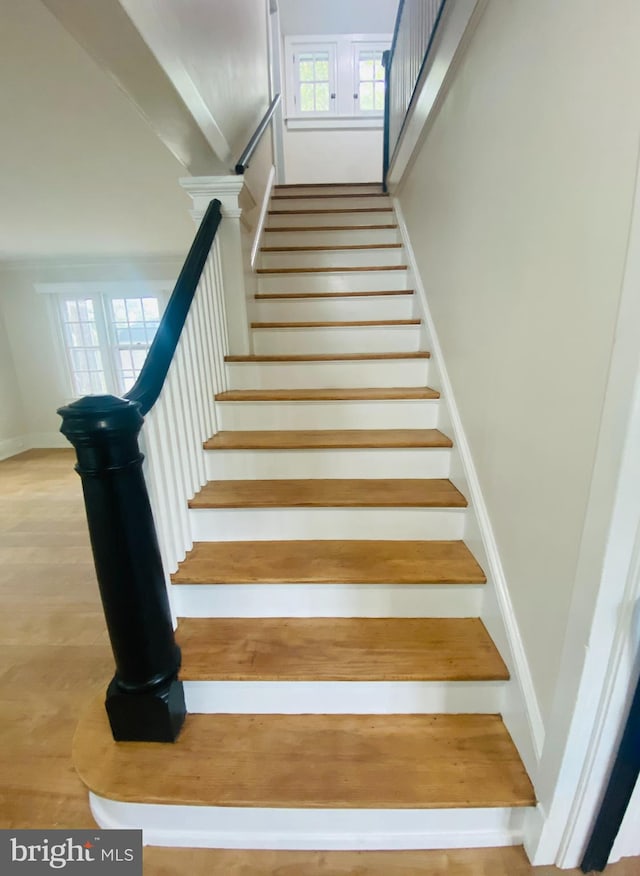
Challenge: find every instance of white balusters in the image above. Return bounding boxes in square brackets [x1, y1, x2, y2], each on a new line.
[388, 0, 442, 161]
[141, 245, 229, 576]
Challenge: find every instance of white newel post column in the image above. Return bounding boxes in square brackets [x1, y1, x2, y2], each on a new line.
[180, 176, 251, 355]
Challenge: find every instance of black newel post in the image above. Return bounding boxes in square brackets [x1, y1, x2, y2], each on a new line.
[58, 395, 186, 742]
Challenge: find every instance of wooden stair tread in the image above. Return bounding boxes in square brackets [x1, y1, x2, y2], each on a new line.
[272, 193, 389, 200]
[225, 352, 430, 362]
[261, 244, 402, 252]
[254, 290, 413, 300]
[268, 208, 394, 215]
[176, 617, 508, 682]
[265, 224, 399, 232]
[251, 320, 420, 328]
[203, 429, 452, 450]
[189, 479, 467, 509]
[275, 182, 382, 189]
[256, 265, 407, 274]
[171, 539, 486, 585]
[215, 387, 440, 401]
[74, 703, 535, 809]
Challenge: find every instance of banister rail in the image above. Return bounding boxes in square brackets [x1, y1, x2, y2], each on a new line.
[383, 0, 446, 187]
[58, 197, 228, 744]
[234, 93, 281, 174]
[126, 199, 222, 415]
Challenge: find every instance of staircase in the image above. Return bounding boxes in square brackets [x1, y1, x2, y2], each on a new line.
[73, 182, 535, 850]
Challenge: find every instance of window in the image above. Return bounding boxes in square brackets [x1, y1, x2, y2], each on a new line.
[36, 282, 170, 398]
[58, 292, 163, 396]
[294, 47, 335, 115]
[284, 34, 391, 128]
[355, 48, 386, 114]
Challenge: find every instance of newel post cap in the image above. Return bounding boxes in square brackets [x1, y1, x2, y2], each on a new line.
[57, 395, 144, 446]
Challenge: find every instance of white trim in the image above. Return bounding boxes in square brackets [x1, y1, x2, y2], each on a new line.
[387, 0, 487, 190]
[0, 254, 184, 273]
[90, 794, 530, 851]
[34, 280, 175, 296]
[393, 198, 544, 770]
[285, 117, 383, 130]
[0, 436, 28, 461]
[250, 165, 277, 270]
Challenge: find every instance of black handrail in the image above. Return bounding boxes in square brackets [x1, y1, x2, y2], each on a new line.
[126, 198, 222, 415]
[234, 94, 281, 175]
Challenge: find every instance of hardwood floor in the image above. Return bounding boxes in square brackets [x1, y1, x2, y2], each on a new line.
[1, 449, 638, 876]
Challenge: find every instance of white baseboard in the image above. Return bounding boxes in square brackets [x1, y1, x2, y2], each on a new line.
[0, 435, 28, 461]
[0, 431, 69, 460]
[393, 198, 545, 775]
[251, 165, 277, 270]
[90, 793, 531, 851]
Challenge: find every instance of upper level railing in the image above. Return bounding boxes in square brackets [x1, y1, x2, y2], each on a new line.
[234, 93, 281, 174]
[58, 198, 227, 744]
[383, 0, 446, 187]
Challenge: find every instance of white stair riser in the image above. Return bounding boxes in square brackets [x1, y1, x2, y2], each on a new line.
[260, 248, 405, 269]
[189, 507, 466, 541]
[253, 295, 415, 322]
[171, 582, 482, 619]
[251, 325, 421, 355]
[274, 185, 383, 196]
[90, 795, 531, 851]
[215, 399, 439, 430]
[270, 196, 391, 211]
[257, 269, 408, 294]
[226, 359, 430, 389]
[263, 228, 401, 247]
[204, 448, 451, 480]
[184, 681, 504, 715]
[267, 210, 395, 228]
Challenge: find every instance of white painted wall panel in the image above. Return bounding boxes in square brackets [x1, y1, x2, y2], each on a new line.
[0, 309, 26, 455]
[283, 128, 383, 184]
[397, 0, 640, 729]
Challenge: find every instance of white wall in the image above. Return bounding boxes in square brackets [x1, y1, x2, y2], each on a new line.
[121, 0, 273, 159]
[0, 308, 26, 459]
[0, 257, 183, 450]
[279, 0, 397, 35]
[283, 128, 383, 184]
[397, 0, 640, 728]
[0, 0, 195, 259]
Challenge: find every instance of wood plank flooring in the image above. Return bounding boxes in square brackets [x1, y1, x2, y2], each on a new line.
[171, 539, 486, 585]
[189, 478, 468, 509]
[1, 450, 638, 874]
[176, 617, 509, 681]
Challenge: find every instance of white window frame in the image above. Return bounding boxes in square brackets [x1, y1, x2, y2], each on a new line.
[284, 33, 391, 130]
[36, 281, 172, 399]
[290, 42, 337, 118]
